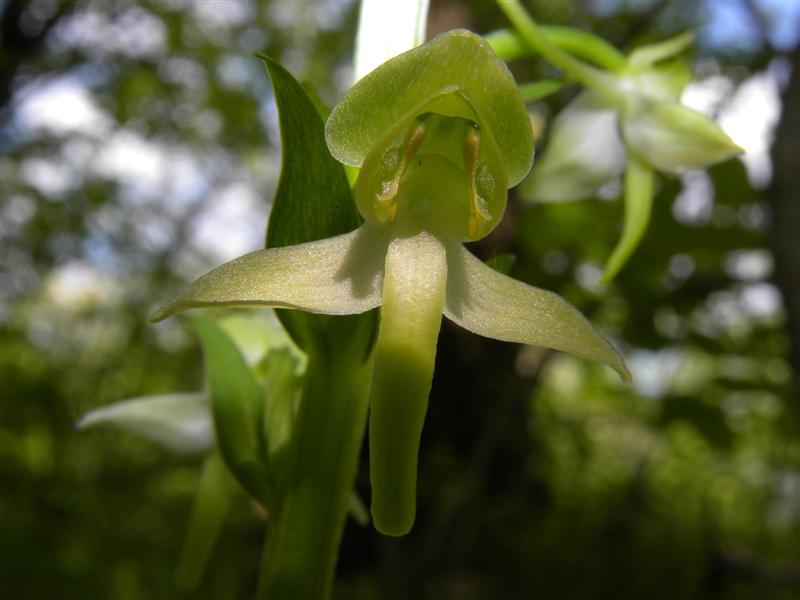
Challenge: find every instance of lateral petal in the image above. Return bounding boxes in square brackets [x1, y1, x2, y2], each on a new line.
[151, 224, 389, 322]
[621, 99, 743, 174]
[77, 392, 213, 455]
[444, 244, 630, 382]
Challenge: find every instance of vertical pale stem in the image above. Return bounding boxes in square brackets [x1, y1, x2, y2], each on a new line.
[257, 323, 373, 600]
[369, 231, 448, 536]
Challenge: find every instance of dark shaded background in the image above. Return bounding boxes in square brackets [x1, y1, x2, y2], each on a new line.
[2, 0, 800, 598]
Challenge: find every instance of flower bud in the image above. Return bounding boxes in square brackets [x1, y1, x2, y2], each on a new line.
[621, 99, 743, 174]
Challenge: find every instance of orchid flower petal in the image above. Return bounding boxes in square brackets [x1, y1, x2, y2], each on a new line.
[621, 99, 743, 174]
[521, 92, 626, 202]
[369, 231, 447, 536]
[601, 156, 654, 282]
[444, 243, 631, 382]
[77, 392, 213, 455]
[151, 224, 389, 322]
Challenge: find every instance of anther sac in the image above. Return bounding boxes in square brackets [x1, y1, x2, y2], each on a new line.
[355, 112, 507, 241]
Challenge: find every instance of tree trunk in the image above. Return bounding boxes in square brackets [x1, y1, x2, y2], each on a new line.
[769, 42, 800, 397]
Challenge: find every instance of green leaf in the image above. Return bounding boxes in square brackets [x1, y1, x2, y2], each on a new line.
[193, 317, 274, 507]
[369, 232, 447, 536]
[257, 347, 299, 493]
[601, 156, 654, 282]
[326, 29, 534, 187]
[77, 392, 212, 455]
[259, 55, 375, 351]
[444, 243, 630, 382]
[175, 453, 234, 590]
[261, 56, 359, 249]
[149, 225, 388, 323]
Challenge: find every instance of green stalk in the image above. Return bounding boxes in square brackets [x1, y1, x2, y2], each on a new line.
[496, 0, 625, 104]
[257, 323, 373, 600]
[485, 26, 627, 73]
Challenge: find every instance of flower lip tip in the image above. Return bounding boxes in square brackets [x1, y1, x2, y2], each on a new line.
[373, 515, 414, 537]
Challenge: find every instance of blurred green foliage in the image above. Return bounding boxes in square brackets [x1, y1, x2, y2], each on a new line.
[1, 0, 799, 598]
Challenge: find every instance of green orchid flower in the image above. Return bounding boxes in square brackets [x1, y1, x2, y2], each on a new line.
[152, 30, 630, 537]
[497, 1, 743, 281]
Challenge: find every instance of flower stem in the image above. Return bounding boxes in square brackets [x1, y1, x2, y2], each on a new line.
[496, 0, 624, 103]
[256, 319, 373, 600]
[485, 26, 626, 73]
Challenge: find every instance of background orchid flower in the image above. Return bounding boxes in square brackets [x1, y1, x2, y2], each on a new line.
[151, 29, 630, 537]
[497, 0, 743, 281]
[78, 312, 302, 588]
